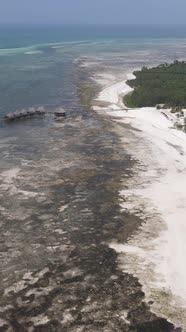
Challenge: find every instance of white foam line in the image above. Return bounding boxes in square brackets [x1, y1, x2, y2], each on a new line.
[93, 71, 186, 330]
[95, 73, 135, 105]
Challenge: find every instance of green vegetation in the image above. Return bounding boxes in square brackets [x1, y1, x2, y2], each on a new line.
[124, 61, 186, 108]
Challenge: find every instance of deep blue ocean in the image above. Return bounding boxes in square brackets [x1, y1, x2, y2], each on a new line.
[1, 24, 186, 49]
[0, 24, 186, 115]
[1, 24, 186, 169]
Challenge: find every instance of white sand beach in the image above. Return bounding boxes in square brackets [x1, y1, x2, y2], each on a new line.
[93, 73, 186, 330]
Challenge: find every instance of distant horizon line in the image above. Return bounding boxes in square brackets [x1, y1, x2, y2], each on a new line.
[0, 23, 186, 27]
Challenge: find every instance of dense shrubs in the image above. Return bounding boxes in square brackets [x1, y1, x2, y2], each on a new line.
[124, 61, 186, 108]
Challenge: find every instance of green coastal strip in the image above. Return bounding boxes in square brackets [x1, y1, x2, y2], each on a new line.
[124, 61, 186, 108]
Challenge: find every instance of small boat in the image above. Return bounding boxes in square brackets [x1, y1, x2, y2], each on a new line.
[54, 108, 66, 118]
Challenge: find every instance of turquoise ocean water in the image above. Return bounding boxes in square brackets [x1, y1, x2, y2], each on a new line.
[0, 24, 186, 115]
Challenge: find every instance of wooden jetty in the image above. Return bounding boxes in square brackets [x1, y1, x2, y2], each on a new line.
[3, 106, 66, 123]
[4, 108, 46, 122]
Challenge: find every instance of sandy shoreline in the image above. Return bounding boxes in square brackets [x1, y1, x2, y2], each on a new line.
[93, 72, 186, 330]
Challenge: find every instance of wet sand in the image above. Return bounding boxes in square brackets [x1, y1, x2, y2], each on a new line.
[92, 65, 186, 330]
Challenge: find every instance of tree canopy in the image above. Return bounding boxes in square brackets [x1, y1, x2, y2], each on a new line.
[124, 61, 186, 108]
